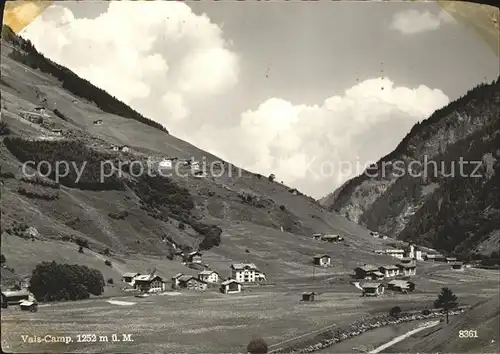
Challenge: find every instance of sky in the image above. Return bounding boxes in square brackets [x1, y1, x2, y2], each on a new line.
[18, 1, 499, 199]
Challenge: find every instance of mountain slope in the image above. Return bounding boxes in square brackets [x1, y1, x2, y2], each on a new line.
[322, 78, 500, 255]
[0, 27, 392, 287]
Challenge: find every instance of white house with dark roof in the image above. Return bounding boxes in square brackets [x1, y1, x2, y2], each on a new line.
[379, 265, 399, 278]
[397, 262, 417, 276]
[230, 263, 259, 283]
[198, 270, 219, 283]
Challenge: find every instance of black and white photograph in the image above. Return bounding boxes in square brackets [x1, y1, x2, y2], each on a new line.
[0, 1, 499, 353]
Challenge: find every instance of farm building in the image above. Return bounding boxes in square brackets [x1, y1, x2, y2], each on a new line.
[370, 231, 379, 237]
[451, 262, 464, 270]
[367, 271, 385, 281]
[313, 254, 331, 267]
[122, 272, 141, 286]
[111, 145, 119, 152]
[158, 159, 173, 169]
[1, 289, 33, 306]
[231, 263, 260, 283]
[445, 257, 458, 263]
[33, 107, 47, 115]
[120, 145, 129, 153]
[321, 234, 341, 242]
[301, 292, 317, 301]
[362, 283, 384, 297]
[19, 300, 38, 312]
[397, 263, 416, 276]
[311, 233, 322, 240]
[387, 280, 415, 293]
[93, 119, 103, 126]
[354, 264, 380, 279]
[185, 251, 203, 264]
[385, 249, 405, 259]
[220, 280, 242, 294]
[425, 254, 445, 262]
[134, 274, 166, 293]
[198, 270, 220, 283]
[374, 250, 385, 255]
[379, 265, 399, 277]
[51, 128, 63, 136]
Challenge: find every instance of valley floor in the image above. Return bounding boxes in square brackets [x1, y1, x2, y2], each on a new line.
[2, 265, 498, 354]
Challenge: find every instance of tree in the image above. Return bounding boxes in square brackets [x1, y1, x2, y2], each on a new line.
[104, 260, 112, 267]
[1, 254, 6, 264]
[247, 337, 268, 354]
[29, 261, 104, 302]
[107, 278, 114, 285]
[390, 306, 402, 318]
[268, 174, 275, 182]
[103, 248, 110, 256]
[78, 246, 84, 254]
[434, 287, 458, 324]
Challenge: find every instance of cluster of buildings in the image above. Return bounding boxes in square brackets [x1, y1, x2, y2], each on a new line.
[121, 254, 267, 295]
[19, 106, 64, 136]
[374, 244, 423, 260]
[311, 233, 344, 243]
[146, 156, 207, 177]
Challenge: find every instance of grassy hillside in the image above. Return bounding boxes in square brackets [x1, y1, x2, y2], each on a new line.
[0, 26, 392, 289]
[323, 77, 500, 256]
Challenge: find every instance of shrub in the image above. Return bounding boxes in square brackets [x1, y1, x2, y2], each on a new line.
[107, 278, 114, 285]
[0, 121, 10, 136]
[279, 205, 286, 211]
[28, 261, 104, 301]
[178, 222, 185, 230]
[103, 248, 110, 256]
[1, 254, 6, 264]
[247, 337, 268, 354]
[390, 306, 402, 317]
[104, 260, 112, 267]
[268, 174, 275, 182]
[78, 246, 84, 254]
[75, 237, 89, 249]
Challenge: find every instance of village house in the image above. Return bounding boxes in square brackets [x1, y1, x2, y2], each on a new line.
[220, 279, 242, 294]
[301, 292, 317, 302]
[231, 263, 259, 283]
[370, 231, 379, 238]
[254, 270, 267, 282]
[51, 128, 63, 136]
[93, 119, 103, 126]
[374, 250, 385, 255]
[368, 271, 385, 281]
[354, 264, 380, 279]
[400, 257, 414, 264]
[158, 159, 173, 170]
[185, 251, 203, 264]
[172, 275, 208, 291]
[397, 263, 417, 276]
[445, 257, 458, 263]
[33, 107, 49, 116]
[120, 145, 129, 153]
[313, 254, 331, 267]
[111, 145, 119, 152]
[379, 265, 399, 277]
[387, 280, 415, 293]
[361, 283, 384, 297]
[122, 272, 141, 286]
[198, 270, 220, 283]
[385, 249, 405, 259]
[134, 274, 167, 293]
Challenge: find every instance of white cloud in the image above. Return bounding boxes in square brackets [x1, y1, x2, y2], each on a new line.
[20, 2, 239, 125]
[390, 9, 456, 35]
[20, 4, 451, 199]
[191, 77, 449, 198]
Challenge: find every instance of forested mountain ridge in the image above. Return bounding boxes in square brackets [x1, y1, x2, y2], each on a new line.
[321, 78, 500, 255]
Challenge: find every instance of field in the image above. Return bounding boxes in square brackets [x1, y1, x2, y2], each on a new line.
[2, 263, 499, 353]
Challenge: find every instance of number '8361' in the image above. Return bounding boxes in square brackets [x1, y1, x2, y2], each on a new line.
[459, 330, 478, 338]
